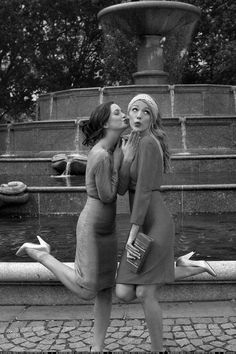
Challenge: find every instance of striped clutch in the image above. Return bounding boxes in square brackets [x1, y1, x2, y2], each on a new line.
[127, 232, 153, 273]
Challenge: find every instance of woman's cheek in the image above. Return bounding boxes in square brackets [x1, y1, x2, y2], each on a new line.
[128, 116, 135, 129]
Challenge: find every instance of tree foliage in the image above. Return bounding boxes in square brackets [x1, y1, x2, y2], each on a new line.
[0, 0, 235, 122]
[0, 0, 117, 122]
[182, 0, 236, 84]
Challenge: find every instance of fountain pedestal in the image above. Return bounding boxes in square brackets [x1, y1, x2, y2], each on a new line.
[133, 35, 168, 84]
[98, 1, 201, 85]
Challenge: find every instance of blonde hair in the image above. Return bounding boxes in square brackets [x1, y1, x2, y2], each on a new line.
[128, 94, 172, 173]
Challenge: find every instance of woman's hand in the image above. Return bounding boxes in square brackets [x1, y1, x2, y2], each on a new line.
[122, 131, 140, 163]
[126, 242, 141, 260]
[113, 143, 123, 170]
[126, 224, 140, 260]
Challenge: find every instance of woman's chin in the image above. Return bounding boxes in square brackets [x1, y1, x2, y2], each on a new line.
[131, 126, 143, 133]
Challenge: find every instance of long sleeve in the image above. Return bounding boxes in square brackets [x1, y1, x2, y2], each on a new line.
[130, 137, 160, 226]
[94, 155, 118, 204]
[117, 155, 131, 196]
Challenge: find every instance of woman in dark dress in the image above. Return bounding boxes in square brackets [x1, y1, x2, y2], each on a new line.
[116, 94, 216, 351]
[16, 101, 138, 352]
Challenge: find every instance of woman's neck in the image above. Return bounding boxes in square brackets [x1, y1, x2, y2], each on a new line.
[99, 134, 120, 152]
[139, 129, 150, 138]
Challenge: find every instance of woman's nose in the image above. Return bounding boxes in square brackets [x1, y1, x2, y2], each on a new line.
[137, 111, 142, 119]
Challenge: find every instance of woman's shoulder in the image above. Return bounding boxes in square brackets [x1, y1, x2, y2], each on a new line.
[139, 134, 158, 150]
[88, 147, 110, 167]
[139, 134, 163, 158]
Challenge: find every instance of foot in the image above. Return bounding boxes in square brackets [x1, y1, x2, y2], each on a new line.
[176, 251, 195, 266]
[16, 235, 50, 258]
[176, 252, 217, 277]
[90, 346, 103, 352]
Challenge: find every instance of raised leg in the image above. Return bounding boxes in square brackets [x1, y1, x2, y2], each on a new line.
[91, 287, 113, 352]
[136, 284, 163, 351]
[175, 264, 207, 280]
[24, 247, 95, 300]
[175, 252, 217, 280]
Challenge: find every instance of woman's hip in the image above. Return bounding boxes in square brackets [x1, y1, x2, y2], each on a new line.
[80, 196, 116, 220]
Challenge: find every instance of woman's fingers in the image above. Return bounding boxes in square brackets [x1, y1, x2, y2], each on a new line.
[128, 130, 136, 142]
[127, 252, 136, 260]
[126, 244, 141, 258]
[121, 138, 126, 150]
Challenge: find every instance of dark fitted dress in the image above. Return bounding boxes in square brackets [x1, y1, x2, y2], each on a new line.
[116, 135, 175, 285]
[74, 148, 118, 292]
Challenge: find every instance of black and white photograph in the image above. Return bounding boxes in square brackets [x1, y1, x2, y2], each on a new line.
[0, 0, 235, 352]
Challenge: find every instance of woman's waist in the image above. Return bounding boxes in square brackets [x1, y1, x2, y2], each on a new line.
[129, 189, 169, 214]
[85, 195, 116, 209]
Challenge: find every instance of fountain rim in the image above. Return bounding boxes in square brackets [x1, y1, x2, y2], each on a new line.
[98, 1, 201, 21]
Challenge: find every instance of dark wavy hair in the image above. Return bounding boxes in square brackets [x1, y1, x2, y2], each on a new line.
[81, 101, 114, 147]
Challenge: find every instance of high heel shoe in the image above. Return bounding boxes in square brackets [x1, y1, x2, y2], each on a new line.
[176, 251, 217, 277]
[176, 251, 195, 265]
[16, 235, 50, 257]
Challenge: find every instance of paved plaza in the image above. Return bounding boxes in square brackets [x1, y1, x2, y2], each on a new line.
[0, 301, 235, 352]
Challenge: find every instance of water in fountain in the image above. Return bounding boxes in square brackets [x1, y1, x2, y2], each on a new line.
[1, 123, 12, 157]
[178, 117, 190, 155]
[169, 85, 175, 118]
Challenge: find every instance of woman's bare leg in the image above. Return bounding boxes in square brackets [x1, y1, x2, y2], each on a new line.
[175, 264, 207, 280]
[91, 287, 113, 351]
[136, 284, 163, 351]
[26, 248, 95, 300]
[115, 283, 136, 302]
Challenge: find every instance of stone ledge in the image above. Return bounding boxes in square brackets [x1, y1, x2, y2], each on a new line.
[0, 261, 235, 282]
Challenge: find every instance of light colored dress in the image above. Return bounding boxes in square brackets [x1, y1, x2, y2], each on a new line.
[116, 135, 175, 284]
[74, 147, 118, 291]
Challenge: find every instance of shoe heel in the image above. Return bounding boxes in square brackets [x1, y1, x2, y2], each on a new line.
[16, 244, 28, 257]
[176, 251, 195, 266]
[184, 251, 195, 260]
[37, 235, 49, 246]
[205, 261, 217, 277]
[36, 235, 50, 252]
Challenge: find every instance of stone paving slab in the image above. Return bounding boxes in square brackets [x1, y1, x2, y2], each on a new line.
[0, 314, 236, 352]
[0, 306, 25, 321]
[0, 302, 236, 352]
[11, 300, 236, 321]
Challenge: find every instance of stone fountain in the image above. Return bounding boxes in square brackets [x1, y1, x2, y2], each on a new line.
[0, 0, 235, 305]
[98, 0, 201, 84]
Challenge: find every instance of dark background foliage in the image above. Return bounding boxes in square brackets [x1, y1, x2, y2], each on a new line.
[0, 0, 235, 122]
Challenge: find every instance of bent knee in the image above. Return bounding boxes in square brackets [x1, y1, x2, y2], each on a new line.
[136, 285, 159, 302]
[115, 284, 136, 302]
[74, 287, 96, 301]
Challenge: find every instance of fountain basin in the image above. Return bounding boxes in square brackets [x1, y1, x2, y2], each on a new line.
[98, 1, 200, 84]
[0, 213, 235, 304]
[1, 213, 236, 262]
[1, 115, 236, 156]
[0, 185, 236, 216]
[37, 85, 236, 120]
[98, 1, 200, 36]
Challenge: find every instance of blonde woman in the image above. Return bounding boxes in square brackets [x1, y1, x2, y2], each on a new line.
[116, 94, 216, 351]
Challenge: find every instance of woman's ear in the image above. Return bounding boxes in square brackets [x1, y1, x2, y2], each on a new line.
[103, 122, 109, 129]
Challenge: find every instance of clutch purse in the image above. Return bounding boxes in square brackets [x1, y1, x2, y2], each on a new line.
[127, 232, 153, 273]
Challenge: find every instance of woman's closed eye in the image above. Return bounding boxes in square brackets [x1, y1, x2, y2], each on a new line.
[114, 109, 121, 115]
